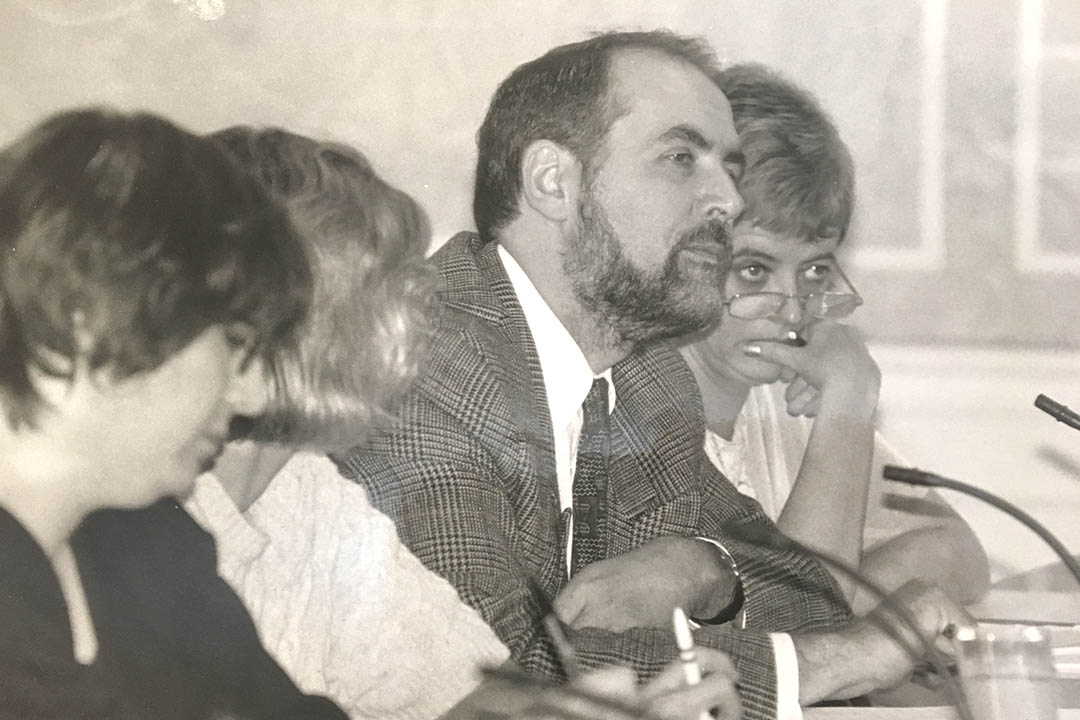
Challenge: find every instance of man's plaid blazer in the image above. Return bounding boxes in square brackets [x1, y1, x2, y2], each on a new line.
[341, 232, 852, 719]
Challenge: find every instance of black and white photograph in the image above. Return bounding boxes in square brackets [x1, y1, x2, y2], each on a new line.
[1, 2, 1078, 718]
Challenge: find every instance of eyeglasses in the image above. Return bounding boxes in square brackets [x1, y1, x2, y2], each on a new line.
[722, 264, 863, 321]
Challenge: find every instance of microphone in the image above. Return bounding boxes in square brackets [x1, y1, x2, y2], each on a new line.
[722, 521, 974, 720]
[882, 465, 1080, 589]
[1035, 394, 1080, 432]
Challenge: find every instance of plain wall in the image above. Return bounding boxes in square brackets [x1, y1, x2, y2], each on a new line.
[3, 0, 1078, 580]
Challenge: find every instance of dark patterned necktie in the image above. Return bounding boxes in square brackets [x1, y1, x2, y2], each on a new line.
[571, 378, 610, 576]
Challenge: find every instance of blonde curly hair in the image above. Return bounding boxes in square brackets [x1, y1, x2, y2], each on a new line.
[212, 126, 435, 450]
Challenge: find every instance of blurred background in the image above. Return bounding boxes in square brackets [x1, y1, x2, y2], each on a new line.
[2, 0, 1078, 583]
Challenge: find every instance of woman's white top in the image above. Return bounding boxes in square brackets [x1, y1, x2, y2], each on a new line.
[185, 451, 509, 720]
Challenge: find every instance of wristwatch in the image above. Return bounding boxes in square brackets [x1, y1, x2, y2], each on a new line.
[692, 538, 746, 627]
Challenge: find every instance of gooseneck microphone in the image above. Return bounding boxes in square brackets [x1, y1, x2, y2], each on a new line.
[1035, 394, 1080, 433]
[882, 465, 1080, 589]
[722, 521, 973, 720]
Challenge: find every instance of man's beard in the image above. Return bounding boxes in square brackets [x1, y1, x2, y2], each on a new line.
[562, 185, 731, 347]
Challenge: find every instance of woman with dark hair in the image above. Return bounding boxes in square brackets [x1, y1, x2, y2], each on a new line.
[0, 108, 345, 719]
[183, 126, 512, 720]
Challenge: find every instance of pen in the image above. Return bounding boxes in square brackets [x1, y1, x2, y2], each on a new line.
[526, 574, 582, 678]
[672, 606, 711, 720]
[543, 613, 583, 679]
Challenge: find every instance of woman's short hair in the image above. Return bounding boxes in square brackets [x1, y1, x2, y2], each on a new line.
[211, 127, 435, 450]
[0, 108, 311, 429]
[717, 63, 855, 242]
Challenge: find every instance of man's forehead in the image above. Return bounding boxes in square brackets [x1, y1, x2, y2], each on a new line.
[606, 49, 736, 146]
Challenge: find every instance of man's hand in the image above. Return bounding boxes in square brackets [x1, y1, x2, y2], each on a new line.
[554, 536, 738, 631]
[748, 321, 880, 419]
[853, 580, 972, 690]
[795, 580, 973, 705]
[638, 647, 741, 720]
[518, 649, 741, 720]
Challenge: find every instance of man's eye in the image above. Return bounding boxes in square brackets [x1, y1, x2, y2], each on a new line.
[665, 151, 694, 164]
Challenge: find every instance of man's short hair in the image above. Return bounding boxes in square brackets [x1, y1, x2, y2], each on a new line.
[212, 127, 436, 449]
[0, 108, 311, 428]
[473, 29, 724, 243]
[717, 63, 855, 241]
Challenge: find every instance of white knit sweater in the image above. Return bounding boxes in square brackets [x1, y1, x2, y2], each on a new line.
[185, 451, 509, 720]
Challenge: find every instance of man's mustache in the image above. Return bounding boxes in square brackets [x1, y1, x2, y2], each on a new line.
[676, 219, 733, 255]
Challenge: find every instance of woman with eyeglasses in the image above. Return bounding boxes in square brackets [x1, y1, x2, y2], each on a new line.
[679, 64, 989, 614]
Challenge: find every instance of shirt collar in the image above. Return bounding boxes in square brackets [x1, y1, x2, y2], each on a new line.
[497, 244, 615, 430]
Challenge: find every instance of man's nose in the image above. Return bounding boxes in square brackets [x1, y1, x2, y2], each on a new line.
[699, 167, 744, 224]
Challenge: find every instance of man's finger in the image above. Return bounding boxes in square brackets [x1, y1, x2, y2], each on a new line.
[645, 673, 741, 720]
[571, 666, 638, 698]
[639, 648, 738, 703]
[695, 647, 738, 679]
[553, 586, 586, 626]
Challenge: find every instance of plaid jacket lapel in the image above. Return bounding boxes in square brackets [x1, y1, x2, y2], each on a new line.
[606, 345, 704, 552]
[438, 234, 562, 586]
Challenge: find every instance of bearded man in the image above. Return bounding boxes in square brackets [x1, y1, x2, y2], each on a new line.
[342, 30, 967, 720]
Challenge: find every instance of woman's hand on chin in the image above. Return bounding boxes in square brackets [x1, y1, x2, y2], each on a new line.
[745, 321, 880, 419]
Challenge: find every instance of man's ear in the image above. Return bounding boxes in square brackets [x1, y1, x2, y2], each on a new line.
[520, 140, 582, 223]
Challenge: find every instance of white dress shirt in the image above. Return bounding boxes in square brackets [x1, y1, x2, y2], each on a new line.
[497, 244, 614, 568]
[497, 245, 802, 719]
